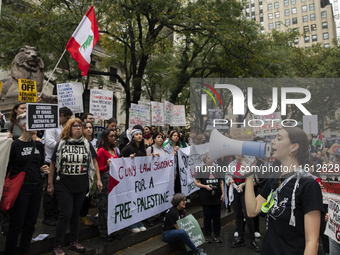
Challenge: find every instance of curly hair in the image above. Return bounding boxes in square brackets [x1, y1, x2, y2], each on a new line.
[60, 118, 86, 140]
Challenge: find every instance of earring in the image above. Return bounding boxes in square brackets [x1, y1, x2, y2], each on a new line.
[289, 152, 292, 156]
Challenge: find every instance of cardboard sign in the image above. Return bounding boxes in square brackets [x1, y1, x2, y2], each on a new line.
[151, 101, 164, 126]
[26, 103, 59, 130]
[253, 112, 282, 137]
[230, 127, 253, 141]
[177, 215, 205, 251]
[89, 89, 113, 120]
[164, 101, 174, 125]
[325, 199, 340, 244]
[138, 101, 151, 126]
[18, 79, 37, 102]
[129, 103, 147, 128]
[172, 105, 186, 127]
[57, 82, 83, 114]
[107, 154, 174, 234]
[303, 115, 318, 135]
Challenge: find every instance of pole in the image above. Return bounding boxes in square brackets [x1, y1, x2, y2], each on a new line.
[40, 49, 67, 96]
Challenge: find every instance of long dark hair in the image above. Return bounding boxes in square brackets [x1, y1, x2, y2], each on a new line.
[83, 121, 94, 140]
[283, 127, 310, 165]
[123, 132, 147, 156]
[98, 129, 115, 151]
[10, 102, 26, 124]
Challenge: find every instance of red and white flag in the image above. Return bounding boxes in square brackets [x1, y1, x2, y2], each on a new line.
[66, 6, 99, 76]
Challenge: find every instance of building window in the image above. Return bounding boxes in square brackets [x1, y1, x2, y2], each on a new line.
[303, 15, 308, 22]
[294, 38, 299, 44]
[274, 2, 279, 8]
[291, 0, 296, 4]
[260, 5, 263, 10]
[275, 12, 280, 18]
[285, 9, 290, 16]
[268, 3, 272, 10]
[305, 36, 310, 43]
[302, 5, 307, 12]
[310, 13, 316, 21]
[276, 21, 280, 28]
[324, 43, 330, 48]
[292, 8, 297, 14]
[268, 13, 273, 20]
[260, 17, 264, 22]
[322, 22, 328, 29]
[321, 11, 327, 18]
[269, 23, 274, 29]
[285, 19, 291, 26]
[301, 0, 306, 2]
[284, 0, 289, 6]
[312, 34, 317, 42]
[323, 32, 329, 40]
[292, 17, 297, 24]
[311, 24, 316, 31]
[309, 3, 315, 10]
[303, 25, 309, 33]
[251, 7, 255, 12]
[110, 67, 118, 83]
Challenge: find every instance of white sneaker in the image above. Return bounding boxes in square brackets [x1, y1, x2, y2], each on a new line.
[255, 232, 261, 238]
[234, 232, 238, 238]
[129, 227, 140, 233]
[139, 226, 147, 232]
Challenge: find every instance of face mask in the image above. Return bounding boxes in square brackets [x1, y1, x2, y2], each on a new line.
[311, 153, 316, 157]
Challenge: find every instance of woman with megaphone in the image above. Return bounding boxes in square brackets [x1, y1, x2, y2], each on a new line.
[245, 127, 324, 255]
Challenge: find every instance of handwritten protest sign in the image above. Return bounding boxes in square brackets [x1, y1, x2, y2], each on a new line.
[89, 89, 113, 120]
[151, 101, 164, 126]
[57, 82, 83, 113]
[26, 103, 59, 131]
[253, 112, 282, 137]
[18, 79, 37, 102]
[138, 101, 151, 126]
[172, 105, 186, 127]
[129, 103, 146, 127]
[230, 127, 253, 141]
[164, 101, 174, 125]
[177, 215, 205, 251]
[325, 199, 340, 244]
[108, 154, 174, 233]
[321, 181, 340, 204]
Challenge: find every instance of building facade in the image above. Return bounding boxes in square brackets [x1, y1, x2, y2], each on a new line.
[246, 0, 337, 48]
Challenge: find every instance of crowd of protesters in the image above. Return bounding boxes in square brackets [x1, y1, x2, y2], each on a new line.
[0, 102, 339, 255]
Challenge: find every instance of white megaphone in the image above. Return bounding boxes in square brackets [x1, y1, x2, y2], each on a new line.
[209, 129, 272, 161]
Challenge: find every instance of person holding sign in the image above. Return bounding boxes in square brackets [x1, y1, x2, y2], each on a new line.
[4, 102, 26, 140]
[5, 113, 49, 255]
[245, 127, 324, 255]
[194, 153, 224, 243]
[162, 193, 207, 255]
[47, 118, 103, 255]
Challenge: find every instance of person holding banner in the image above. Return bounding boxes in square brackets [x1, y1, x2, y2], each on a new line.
[162, 193, 207, 255]
[5, 113, 49, 255]
[122, 129, 147, 233]
[194, 153, 224, 243]
[4, 102, 26, 140]
[245, 127, 324, 255]
[146, 132, 166, 156]
[96, 129, 118, 242]
[47, 118, 103, 255]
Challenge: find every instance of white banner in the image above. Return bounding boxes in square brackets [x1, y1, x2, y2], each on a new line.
[89, 89, 113, 120]
[57, 82, 83, 113]
[151, 101, 164, 126]
[138, 101, 151, 126]
[129, 103, 146, 128]
[108, 154, 174, 234]
[177, 144, 209, 196]
[325, 199, 340, 244]
[0, 133, 12, 199]
[164, 101, 174, 125]
[172, 105, 186, 127]
[253, 112, 282, 137]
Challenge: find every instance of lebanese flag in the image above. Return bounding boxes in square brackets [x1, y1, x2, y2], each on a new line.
[66, 6, 99, 76]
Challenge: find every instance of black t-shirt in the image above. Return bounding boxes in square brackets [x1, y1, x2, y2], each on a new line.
[51, 140, 97, 193]
[259, 173, 324, 255]
[197, 172, 223, 206]
[7, 139, 44, 183]
[122, 144, 146, 157]
[162, 206, 186, 231]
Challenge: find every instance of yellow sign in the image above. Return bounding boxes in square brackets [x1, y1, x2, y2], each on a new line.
[0, 81, 2, 96]
[18, 79, 37, 102]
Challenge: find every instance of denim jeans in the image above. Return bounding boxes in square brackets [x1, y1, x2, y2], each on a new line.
[330, 238, 340, 255]
[162, 229, 197, 252]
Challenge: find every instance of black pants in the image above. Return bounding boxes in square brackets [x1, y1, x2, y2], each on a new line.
[43, 168, 59, 221]
[5, 183, 43, 255]
[79, 196, 91, 218]
[54, 189, 86, 247]
[233, 186, 255, 238]
[202, 204, 221, 237]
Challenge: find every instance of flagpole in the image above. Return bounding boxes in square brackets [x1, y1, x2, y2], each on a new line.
[40, 49, 67, 96]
